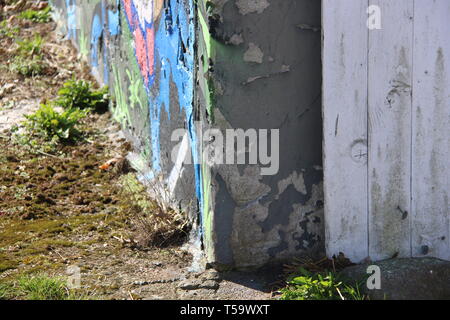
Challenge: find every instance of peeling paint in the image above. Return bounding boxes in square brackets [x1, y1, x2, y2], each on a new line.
[242, 65, 290, 85]
[228, 33, 244, 46]
[235, 0, 270, 15]
[243, 42, 264, 63]
[277, 170, 307, 197]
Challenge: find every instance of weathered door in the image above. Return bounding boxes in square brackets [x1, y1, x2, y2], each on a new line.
[323, 0, 449, 262]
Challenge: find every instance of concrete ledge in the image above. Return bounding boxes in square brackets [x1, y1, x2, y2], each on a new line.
[340, 258, 450, 300]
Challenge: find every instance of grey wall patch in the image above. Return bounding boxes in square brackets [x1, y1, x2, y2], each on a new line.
[210, 0, 230, 15]
[235, 0, 270, 15]
[277, 171, 307, 197]
[217, 165, 271, 207]
[244, 43, 264, 64]
[228, 34, 244, 46]
[231, 202, 275, 267]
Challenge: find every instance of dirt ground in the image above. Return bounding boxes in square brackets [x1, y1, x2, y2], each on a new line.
[0, 0, 278, 300]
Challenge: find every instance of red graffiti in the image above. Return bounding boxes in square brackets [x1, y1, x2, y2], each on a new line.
[122, 0, 155, 85]
[123, 0, 133, 27]
[146, 27, 155, 76]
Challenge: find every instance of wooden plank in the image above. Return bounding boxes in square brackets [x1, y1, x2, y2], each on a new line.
[368, 0, 414, 260]
[322, 0, 369, 262]
[411, 0, 450, 260]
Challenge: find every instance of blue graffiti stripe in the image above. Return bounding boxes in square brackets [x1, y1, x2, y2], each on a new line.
[90, 14, 102, 68]
[108, 7, 120, 36]
[120, 0, 203, 217]
[66, 0, 77, 39]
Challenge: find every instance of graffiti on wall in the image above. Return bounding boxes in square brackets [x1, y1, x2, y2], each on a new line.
[50, 0, 203, 221]
[120, 0, 203, 214]
[50, 0, 326, 268]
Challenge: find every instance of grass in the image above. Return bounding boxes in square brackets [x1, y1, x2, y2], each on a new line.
[0, 212, 127, 274]
[119, 173, 190, 248]
[0, 213, 128, 300]
[0, 282, 13, 300]
[19, 7, 52, 23]
[280, 267, 366, 300]
[17, 275, 70, 300]
[0, 274, 86, 300]
[0, 255, 18, 273]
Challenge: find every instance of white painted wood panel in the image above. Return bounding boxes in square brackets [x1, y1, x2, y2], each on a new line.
[323, 0, 450, 262]
[367, 0, 414, 260]
[411, 0, 450, 260]
[322, 0, 369, 262]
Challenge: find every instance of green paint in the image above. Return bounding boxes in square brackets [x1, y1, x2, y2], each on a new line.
[197, 1, 217, 257]
[198, 11, 214, 60]
[126, 69, 144, 110]
[111, 64, 130, 128]
[123, 18, 148, 113]
[197, 3, 221, 122]
[201, 156, 214, 258]
[79, 32, 89, 59]
[109, 10, 148, 129]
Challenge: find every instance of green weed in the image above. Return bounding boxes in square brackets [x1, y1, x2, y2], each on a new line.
[16, 35, 43, 57]
[9, 36, 45, 76]
[23, 103, 88, 142]
[280, 267, 366, 300]
[9, 55, 43, 76]
[0, 20, 19, 38]
[56, 79, 109, 111]
[19, 7, 52, 23]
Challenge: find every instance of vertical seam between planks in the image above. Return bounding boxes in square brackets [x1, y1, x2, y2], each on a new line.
[410, 0, 415, 257]
[366, 0, 370, 260]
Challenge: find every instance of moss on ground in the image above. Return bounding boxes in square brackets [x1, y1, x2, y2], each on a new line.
[0, 1, 192, 300]
[0, 118, 137, 296]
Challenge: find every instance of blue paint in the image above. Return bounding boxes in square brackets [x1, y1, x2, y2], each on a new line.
[154, 0, 203, 228]
[101, 2, 109, 85]
[58, 0, 205, 235]
[90, 14, 102, 68]
[153, 0, 202, 211]
[152, 0, 194, 161]
[108, 5, 120, 36]
[66, 0, 77, 39]
[120, 0, 203, 222]
[90, 1, 121, 85]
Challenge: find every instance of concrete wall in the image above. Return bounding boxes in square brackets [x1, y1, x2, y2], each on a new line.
[197, 0, 323, 268]
[50, 0, 324, 269]
[50, 0, 200, 221]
